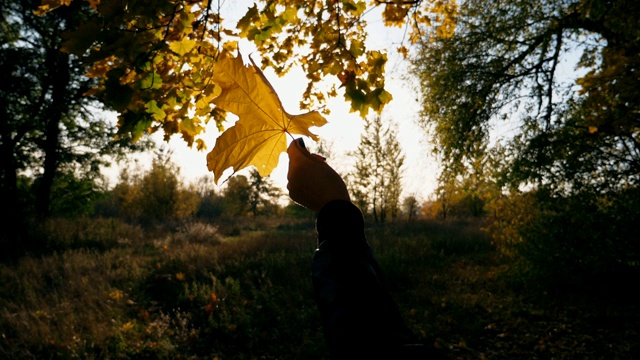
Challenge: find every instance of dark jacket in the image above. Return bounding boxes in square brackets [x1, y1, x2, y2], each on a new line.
[312, 200, 445, 359]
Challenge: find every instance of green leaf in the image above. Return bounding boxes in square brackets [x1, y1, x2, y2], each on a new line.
[180, 117, 202, 135]
[345, 88, 367, 116]
[140, 72, 163, 89]
[237, 4, 259, 36]
[145, 100, 166, 121]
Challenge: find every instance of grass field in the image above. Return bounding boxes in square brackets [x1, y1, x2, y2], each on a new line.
[1, 217, 638, 359]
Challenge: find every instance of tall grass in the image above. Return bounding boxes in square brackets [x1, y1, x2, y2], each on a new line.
[3, 217, 636, 359]
[0, 218, 488, 359]
[0, 218, 327, 359]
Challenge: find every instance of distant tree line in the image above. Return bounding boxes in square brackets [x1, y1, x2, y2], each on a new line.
[92, 150, 291, 227]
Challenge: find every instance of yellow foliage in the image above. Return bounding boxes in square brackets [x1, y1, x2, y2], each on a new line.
[169, 38, 196, 57]
[206, 51, 327, 184]
[35, 0, 458, 175]
[33, 0, 68, 16]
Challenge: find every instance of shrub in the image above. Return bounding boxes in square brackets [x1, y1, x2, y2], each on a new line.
[172, 222, 224, 246]
[488, 187, 640, 295]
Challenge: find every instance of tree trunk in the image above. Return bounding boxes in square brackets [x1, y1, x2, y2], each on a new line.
[0, 111, 27, 257]
[35, 49, 70, 218]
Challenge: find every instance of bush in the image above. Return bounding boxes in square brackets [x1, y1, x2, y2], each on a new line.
[489, 187, 640, 295]
[172, 222, 224, 246]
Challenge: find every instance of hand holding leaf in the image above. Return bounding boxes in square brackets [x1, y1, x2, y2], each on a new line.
[206, 51, 328, 184]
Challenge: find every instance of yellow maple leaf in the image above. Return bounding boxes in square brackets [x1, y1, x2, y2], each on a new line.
[169, 38, 196, 57]
[206, 51, 328, 184]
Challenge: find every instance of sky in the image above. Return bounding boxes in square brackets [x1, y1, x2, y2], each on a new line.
[103, 3, 440, 202]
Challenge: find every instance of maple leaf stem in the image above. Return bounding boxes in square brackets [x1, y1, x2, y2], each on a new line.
[286, 132, 295, 142]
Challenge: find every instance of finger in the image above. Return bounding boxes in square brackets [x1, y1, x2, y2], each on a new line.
[287, 138, 307, 157]
[288, 138, 324, 164]
[297, 137, 307, 150]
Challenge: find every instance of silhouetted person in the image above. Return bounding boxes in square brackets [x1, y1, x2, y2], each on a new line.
[286, 138, 446, 359]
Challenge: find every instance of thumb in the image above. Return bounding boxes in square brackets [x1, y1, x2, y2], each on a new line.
[288, 138, 324, 164]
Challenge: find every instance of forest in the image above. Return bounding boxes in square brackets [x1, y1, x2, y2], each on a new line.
[1, 0, 639, 359]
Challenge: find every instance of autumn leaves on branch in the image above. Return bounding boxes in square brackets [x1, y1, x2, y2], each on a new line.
[34, 0, 458, 181]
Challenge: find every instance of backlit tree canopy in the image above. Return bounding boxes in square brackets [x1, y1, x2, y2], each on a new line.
[411, 0, 639, 193]
[36, 0, 457, 150]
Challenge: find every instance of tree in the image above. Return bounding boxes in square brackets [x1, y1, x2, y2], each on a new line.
[35, 0, 457, 149]
[221, 169, 281, 218]
[47, 171, 107, 217]
[96, 149, 198, 225]
[192, 175, 223, 220]
[410, 0, 640, 194]
[349, 115, 405, 224]
[310, 138, 337, 162]
[247, 168, 282, 217]
[0, 0, 149, 251]
[433, 140, 498, 219]
[410, 0, 640, 286]
[222, 174, 251, 217]
[112, 149, 201, 226]
[137, 149, 199, 224]
[401, 194, 421, 221]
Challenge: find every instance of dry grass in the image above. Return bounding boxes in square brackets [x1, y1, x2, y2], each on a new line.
[1, 217, 638, 359]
